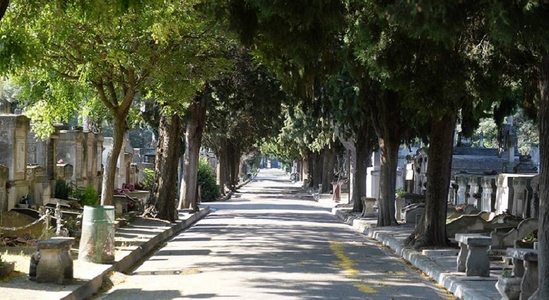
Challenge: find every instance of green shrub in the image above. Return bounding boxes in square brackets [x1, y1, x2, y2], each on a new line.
[82, 184, 100, 206]
[71, 184, 100, 206]
[197, 158, 220, 202]
[54, 179, 72, 200]
[142, 168, 155, 190]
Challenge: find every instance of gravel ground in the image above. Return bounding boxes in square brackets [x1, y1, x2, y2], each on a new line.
[1, 244, 81, 289]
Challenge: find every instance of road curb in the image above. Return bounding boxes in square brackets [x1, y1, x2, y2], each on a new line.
[61, 207, 211, 300]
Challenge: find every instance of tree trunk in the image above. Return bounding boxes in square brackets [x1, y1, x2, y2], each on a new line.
[537, 53, 549, 299]
[354, 132, 373, 213]
[300, 151, 311, 187]
[334, 125, 358, 206]
[377, 136, 399, 226]
[370, 89, 402, 227]
[0, 0, 9, 22]
[348, 147, 357, 204]
[178, 101, 206, 211]
[405, 112, 457, 248]
[321, 145, 336, 193]
[149, 113, 181, 222]
[216, 140, 228, 196]
[231, 145, 241, 188]
[312, 151, 322, 191]
[226, 142, 238, 190]
[101, 114, 126, 206]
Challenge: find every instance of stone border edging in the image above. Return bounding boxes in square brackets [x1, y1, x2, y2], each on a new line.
[60, 206, 211, 300]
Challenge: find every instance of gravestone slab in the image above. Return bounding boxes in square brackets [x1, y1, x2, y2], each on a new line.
[403, 203, 425, 224]
[446, 214, 488, 238]
[0, 115, 30, 209]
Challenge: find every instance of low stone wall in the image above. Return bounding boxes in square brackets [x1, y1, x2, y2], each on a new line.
[0, 211, 47, 238]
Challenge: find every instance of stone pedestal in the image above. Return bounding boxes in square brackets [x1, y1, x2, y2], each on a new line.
[496, 275, 522, 300]
[455, 233, 491, 277]
[36, 237, 74, 284]
[395, 198, 406, 221]
[114, 195, 128, 215]
[507, 248, 538, 300]
[361, 197, 376, 217]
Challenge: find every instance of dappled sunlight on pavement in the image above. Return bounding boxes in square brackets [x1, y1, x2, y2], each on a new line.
[98, 168, 453, 300]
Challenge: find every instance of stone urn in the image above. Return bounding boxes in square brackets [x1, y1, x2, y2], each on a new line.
[496, 274, 522, 300]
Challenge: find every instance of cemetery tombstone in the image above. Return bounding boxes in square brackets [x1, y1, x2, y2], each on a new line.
[366, 151, 381, 200]
[0, 115, 30, 210]
[57, 129, 85, 186]
[56, 164, 74, 182]
[480, 175, 497, 212]
[27, 131, 47, 166]
[26, 165, 45, 207]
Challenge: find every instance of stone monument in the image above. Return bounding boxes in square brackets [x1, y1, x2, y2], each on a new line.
[0, 115, 30, 210]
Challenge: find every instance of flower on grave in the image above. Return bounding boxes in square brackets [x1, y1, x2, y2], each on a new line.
[465, 192, 471, 198]
[523, 230, 538, 242]
[472, 193, 481, 199]
[455, 203, 467, 212]
[114, 188, 125, 195]
[123, 183, 135, 192]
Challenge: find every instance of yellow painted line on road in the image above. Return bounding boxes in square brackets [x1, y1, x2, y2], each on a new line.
[354, 282, 379, 293]
[329, 241, 378, 294]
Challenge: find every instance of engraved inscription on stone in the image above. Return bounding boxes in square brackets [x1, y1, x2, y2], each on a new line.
[16, 138, 25, 172]
[28, 144, 37, 164]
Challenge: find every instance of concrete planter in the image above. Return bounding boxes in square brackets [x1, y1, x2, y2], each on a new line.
[495, 275, 522, 300]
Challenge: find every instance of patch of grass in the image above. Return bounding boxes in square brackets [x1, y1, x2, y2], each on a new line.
[1, 249, 32, 273]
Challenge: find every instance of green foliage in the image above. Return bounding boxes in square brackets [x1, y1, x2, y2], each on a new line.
[470, 109, 539, 154]
[54, 179, 72, 200]
[501, 268, 513, 278]
[4, 0, 233, 138]
[226, 0, 346, 95]
[71, 184, 100, 206]
[197, 157, 220, 202]
[202, 48, 287, 174]
[395, 188, 406, 198]
[142, 168, 155, 191]
[128, 128, 156, 148]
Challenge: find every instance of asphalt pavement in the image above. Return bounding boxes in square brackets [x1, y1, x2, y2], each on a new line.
[1, 168, 505, 299]
[96, 169, 454, 300]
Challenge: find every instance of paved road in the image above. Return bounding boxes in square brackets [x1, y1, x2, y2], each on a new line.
[97, 168, 454, 300]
